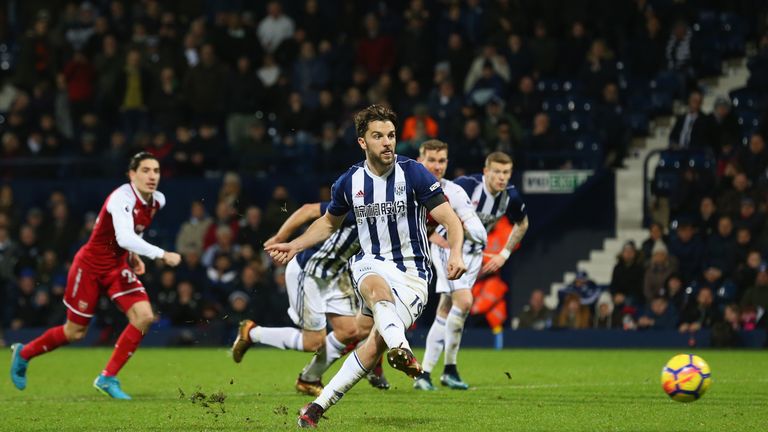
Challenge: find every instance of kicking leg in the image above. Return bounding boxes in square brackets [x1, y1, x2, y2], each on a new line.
[298, 329, 389, 427]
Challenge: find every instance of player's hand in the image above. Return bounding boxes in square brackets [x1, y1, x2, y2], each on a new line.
[481, 253, 507, 275]
[263, 234, 285, 248]
[446, 253, 467, 280]
[162, 251, 182, 267]
[265, 242, 298, 265]
[428, 231, 450, 249]
[130, 254, 146, 275]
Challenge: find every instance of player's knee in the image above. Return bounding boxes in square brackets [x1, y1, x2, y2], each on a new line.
[335, 326, 359, 344]
[131, 311, 155, 330]
[454, 298, 473, 313]
[303, 331, 326, 352]
[64, 324, 87, 342]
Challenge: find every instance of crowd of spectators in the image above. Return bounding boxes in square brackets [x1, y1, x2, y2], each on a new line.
[1, 1, 767, 344]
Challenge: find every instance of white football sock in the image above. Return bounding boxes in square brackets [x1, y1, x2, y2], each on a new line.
[444, 306, 468, 366]
[249, 326, 304, 351]
[421, 316, 446, 374]
[300, 332, 348, 382]
[372, 301, 410, 350]
[314, 351, 368, 410]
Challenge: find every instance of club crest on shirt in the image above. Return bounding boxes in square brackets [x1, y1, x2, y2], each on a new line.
[395, 182, 406, 196]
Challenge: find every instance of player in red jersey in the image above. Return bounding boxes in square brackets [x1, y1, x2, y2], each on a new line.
[9, 152, 182, 399]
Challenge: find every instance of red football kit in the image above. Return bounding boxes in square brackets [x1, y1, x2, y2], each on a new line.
[64, 183, 166, 325]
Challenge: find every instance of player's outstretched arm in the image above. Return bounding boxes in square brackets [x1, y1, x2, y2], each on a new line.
[429, 201, 466, 279]
[482, 214, 529, 274]
[264, 203, 322, 247]
[265, 211, 345, 265]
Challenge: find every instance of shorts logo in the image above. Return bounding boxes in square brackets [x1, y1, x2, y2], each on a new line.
[395, 182, 406, 195]
[78, 300, 88, 311]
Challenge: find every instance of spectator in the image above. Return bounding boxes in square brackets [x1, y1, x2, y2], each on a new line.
[528, 20, 558, 78]
[263, 185, 299, 238]
[644, 241, 679, 303]
[678, 286, 721, 333]
[149, 66, 185, 134]
[257, 1, 296, 54]
[637, 296, 677, 330]
[558, 271, 601, 307]
[668, 90, 710, 150]
[735, 250, 762, 295]
[665, 20, 695, 96]
[202, 225, 241, 269]
[182, 43, 229, 124]
[710, 96, 740, 155]
[10, 268, 50, 329]
[610, 241, 645, 304]
[464, 44, 510, 95]
[117, 48, 152, 143]
[355, 14, 395, 79]
[580, 39, 617, 100]
[559, 21, 591, 78]
[667, 220, 705, 284]
[696, 196, 718, 239]
[237, 206, 267, 250]
[555, 293, 591, 329]
[176, 201, 212, 255]
[517, 289, 552, 330]
[711, 303, 742, 347]
[167, 280, 202, 326]
[593, 291, 616, 329]
[741, 263, 768, 312]
[736, 133, 768, 185]
[641, 222, 667, 263]
[706, 216, 737, 276]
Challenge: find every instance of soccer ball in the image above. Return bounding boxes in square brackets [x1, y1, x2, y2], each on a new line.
[660, 354, 712, 402]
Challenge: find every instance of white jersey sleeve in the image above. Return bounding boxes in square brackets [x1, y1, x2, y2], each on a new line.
[106, 188, 166, 260]
[443, 179, 487, 245]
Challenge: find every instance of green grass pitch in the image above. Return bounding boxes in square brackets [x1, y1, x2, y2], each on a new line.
[1, 347, 766, 431]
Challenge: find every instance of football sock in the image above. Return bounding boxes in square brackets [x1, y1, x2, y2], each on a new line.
[421, 316, 445, 374]
[103, 324, 144, 376]
[372, 301, 410, 350]
[250, 326, 304, 351]
[301, 332, 347, 381]
[444, 306, 468, 366]
[20, 325, 69, 360]
[444, 364, 458, 376]
[314, 351, 368, 411]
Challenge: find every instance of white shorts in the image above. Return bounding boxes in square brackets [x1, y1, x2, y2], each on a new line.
[431, 243, 482, 294]
[351, 257, 428, 328]
[286, 258, 358, 331]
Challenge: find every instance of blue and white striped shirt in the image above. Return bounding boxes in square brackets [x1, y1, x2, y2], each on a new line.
[327, 155, 444, 282]
[295, 202, 360, 279]
[453, 174, 527, 253]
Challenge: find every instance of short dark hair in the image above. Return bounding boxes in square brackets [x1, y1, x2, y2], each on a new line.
[354, 104, 397, 138]
[128, 152, 159, 171]
[485, 151, 513, 167]
[419, 139, 448, 157]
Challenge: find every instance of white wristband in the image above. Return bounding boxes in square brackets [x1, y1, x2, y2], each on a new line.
[499, 248, 511, 259]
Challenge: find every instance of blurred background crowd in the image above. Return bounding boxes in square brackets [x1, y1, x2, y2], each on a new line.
[1, 0, 768, 345]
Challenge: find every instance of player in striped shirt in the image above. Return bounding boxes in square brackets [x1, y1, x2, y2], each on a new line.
[230, 201, 389, 394]
[266, 105, 467, 428]
[415, 150, 529, 391]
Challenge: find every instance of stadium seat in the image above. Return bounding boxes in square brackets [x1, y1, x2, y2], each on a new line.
[729, 88, 765, 111]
